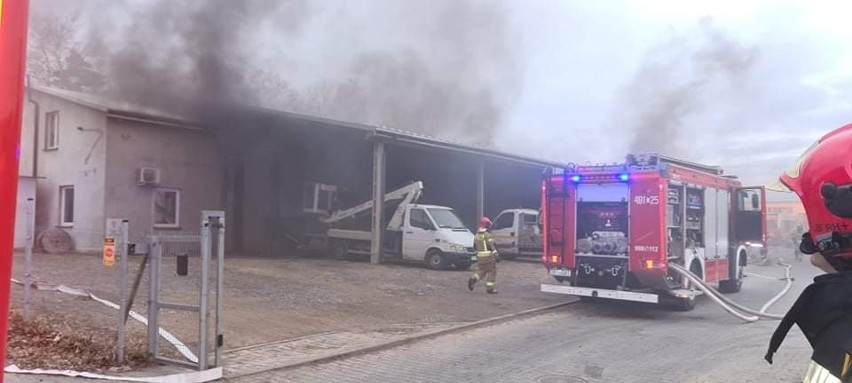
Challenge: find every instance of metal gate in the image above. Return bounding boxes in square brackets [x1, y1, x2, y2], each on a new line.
[147, 211, 225, 371]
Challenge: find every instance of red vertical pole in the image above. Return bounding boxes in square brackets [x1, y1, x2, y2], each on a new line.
[0, 0, 31, 376]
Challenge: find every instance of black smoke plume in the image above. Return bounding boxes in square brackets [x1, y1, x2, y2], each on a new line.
[74, 0, 522, 145]
[620, 17, 760, 157]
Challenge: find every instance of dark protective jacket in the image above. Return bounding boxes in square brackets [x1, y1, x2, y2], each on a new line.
[766, 270, 852, 382]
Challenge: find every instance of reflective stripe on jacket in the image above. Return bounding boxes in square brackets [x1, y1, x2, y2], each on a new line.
[804, 360, 843, 383]
[474, 230, 496, 257]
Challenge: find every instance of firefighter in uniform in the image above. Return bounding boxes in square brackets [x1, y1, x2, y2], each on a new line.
[765, 123, 852, 383]
[468, 217, 498, 294]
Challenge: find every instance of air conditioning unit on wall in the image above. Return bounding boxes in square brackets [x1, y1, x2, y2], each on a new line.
[138, 167, 161, 186]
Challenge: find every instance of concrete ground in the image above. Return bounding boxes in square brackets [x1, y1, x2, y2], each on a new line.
[229, 253, 819, 383]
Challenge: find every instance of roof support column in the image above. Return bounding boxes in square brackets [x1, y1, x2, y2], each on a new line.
[371, 140, 386, 264]
[477, 161, 485, 221]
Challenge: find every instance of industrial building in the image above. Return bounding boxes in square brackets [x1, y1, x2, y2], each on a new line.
[18, 85, 566, 263]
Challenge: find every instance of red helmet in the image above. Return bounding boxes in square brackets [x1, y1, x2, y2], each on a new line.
[772, 123, 852, 260]
[479, 217, 492, 229]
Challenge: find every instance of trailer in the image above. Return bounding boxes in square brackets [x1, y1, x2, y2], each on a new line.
[540, 153, 767, 310]
[318, 181, 476, 270]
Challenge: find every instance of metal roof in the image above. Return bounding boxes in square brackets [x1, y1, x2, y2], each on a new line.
[31, 85, 568, 169]
[29, 85, 198, 129]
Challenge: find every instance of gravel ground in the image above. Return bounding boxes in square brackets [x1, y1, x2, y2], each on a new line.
[7, 251, 562, 354]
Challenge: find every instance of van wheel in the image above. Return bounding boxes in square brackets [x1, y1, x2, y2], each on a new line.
[455, 262, 474, 270]
[331, 240, 349, 260]
[719, 252, 744, 293]
[425, 249, 448, 270]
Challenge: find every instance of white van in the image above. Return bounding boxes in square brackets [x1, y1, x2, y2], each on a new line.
[489, 208, 543, 260]
[327, 203, 476, 270]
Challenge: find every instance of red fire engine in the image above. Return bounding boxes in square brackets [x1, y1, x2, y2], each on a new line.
[540, 153, 767, 310]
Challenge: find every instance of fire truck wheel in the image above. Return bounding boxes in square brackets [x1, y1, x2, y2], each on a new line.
[674, 261, 702, 311]
[718, 252, 744, 293]
[425, 249, 449, 270]
[675, 295, 696, 311]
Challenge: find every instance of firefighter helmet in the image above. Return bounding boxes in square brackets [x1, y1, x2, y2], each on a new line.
[479, 217, 492, 229]
[771, 123, 852, 263]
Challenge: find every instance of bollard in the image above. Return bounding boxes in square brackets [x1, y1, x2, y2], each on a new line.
[176, 253, 188, 276]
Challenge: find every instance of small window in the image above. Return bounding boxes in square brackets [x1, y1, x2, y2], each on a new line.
[45, 111, 59, 150]
[59, 185, 74, 226]
[738, 189, 761, 212]
[522, 213, 538, 225]
[410, 209, 433, 230]
[154, 188, 180, 228]
[303, 182, 337, 214]
[491, 213, 514, 230]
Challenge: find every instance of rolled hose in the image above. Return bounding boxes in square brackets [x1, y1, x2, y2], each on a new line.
[667, 261, 793, 323]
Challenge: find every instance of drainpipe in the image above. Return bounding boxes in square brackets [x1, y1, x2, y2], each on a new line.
[26, 75, 39, 177]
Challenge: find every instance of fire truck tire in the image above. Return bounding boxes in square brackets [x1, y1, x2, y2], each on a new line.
[674, 261, 702, 311]
[425, 249, 449, 270]
[718, 251, 745, 293]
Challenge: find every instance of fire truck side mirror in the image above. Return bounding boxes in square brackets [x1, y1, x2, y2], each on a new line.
[751, 194, 760, 209]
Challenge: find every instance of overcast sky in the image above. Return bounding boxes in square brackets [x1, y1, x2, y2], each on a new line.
[33, 0, 852, 199]
[502, 0, 851, 197]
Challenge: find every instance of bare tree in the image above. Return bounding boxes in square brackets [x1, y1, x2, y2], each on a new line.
[27, 12, 106, 92]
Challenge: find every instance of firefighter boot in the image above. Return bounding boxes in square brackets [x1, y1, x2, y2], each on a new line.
[468, 275, 479, 291]
[485, 281, 497, 294]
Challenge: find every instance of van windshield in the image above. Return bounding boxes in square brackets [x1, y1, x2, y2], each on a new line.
[428, 208, 467, 229]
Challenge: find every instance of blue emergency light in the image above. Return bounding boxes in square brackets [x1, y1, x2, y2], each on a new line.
[570, 175, 581, 182]
[619, 173, 629, 182]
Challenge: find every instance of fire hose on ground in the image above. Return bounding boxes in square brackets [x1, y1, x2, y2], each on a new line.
[667, 260, 794, 323]
[5, 278, 223, 382]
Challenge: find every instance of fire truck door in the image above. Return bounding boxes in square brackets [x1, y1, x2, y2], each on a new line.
[733, 186, 767, 245]
[716, 189, 730, 257]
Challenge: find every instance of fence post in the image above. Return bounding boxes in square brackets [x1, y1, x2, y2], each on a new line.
[199, 217, 211, 371]
[23, 198, 34, 322]
[117, 220, 130, 364]
[147, 238, 161, 359]
[214, 212, 225, 368]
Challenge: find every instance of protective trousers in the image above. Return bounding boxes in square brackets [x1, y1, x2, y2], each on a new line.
[470, 229, 498, 293]
[471, 254, 497, 293]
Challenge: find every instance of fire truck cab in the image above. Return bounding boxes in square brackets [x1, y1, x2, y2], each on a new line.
[540, 153, 767, 311]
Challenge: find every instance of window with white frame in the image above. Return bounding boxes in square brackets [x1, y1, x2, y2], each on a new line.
[59, 186, 74, 226]
[302, 182, 337, 214]
[153, 188, 180, 228]
[45, 111, 59, 150]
